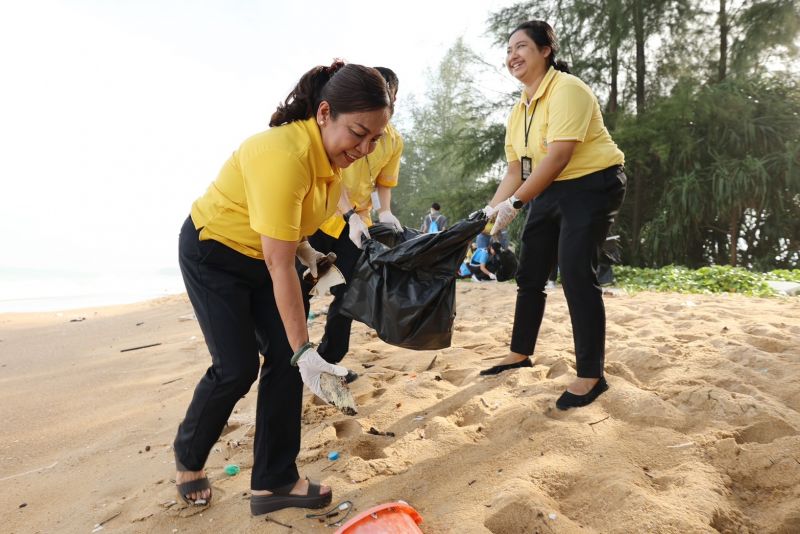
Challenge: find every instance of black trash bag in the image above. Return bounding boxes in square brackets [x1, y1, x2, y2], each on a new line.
[340, 215, 487, 350]
[597, 235, 622, 286]
[600, 235, 622, 265]
[487, 244, 519, 282]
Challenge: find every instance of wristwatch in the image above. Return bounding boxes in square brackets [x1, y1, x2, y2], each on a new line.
[509, 194, 524, 210]
[343, 207, 357, 221]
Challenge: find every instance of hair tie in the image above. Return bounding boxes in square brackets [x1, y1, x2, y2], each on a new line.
[326, 59, 346, 78]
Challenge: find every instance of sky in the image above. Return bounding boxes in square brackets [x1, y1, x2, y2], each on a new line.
[0, 0, 519, 280]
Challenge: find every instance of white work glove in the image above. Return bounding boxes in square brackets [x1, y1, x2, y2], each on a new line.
[347, 212, 371, 249]
[292, 344, 348, 400]
[488, 272, 498, 281]
[491, 199, 519, 235]
[470, 204, 496, 221]
[296, 240, 332, 278]
[378, 210, 403, 232]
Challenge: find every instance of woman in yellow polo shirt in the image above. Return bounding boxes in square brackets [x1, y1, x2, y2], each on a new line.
[480, 21, 626, 411]
[174, 61, 391, 515]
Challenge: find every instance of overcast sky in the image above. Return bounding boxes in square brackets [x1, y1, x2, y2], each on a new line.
[0, 0, 520, 275]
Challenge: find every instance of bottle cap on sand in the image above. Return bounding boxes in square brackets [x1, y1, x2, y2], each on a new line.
[224, 464, 240, 476]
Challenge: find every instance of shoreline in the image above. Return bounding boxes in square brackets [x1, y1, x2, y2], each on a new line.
[0, 290, 186, 315]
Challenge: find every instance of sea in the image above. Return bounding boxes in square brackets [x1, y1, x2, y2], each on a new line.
[0, 266, 186, 313]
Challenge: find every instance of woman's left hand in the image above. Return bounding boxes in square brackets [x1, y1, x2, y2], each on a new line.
[294, 345, 349, 400]
[348, 213, 371, 249]
[378, 210, 403, 232]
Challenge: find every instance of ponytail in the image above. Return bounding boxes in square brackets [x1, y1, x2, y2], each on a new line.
[270, 60, 346, 127]
[270, 60, 391, 127]
[551, 59, 571, 74]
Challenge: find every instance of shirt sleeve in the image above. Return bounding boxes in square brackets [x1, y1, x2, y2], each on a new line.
[376, 133, 403, 188]
[546, 83, 594, 143]
[241, 148, 309, 242]
[504, 111, 519, 162]
[470, 249, 489, 265]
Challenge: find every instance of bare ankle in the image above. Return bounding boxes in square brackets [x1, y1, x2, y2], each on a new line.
[500, 352, 527, 363]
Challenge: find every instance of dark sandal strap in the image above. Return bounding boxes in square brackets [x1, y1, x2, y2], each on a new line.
[305, 477, 321, 497]
[265, 477, 322, 497]
[269, 479, 299, 496]
[177, 477, 210, 495]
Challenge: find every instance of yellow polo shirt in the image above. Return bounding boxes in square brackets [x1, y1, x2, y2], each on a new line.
[190, 117, 341, 259]
[505, 66, 624, 181]
[318, 123, 403, 238]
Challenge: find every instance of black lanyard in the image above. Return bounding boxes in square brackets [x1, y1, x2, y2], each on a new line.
[523, 99, 539, 150]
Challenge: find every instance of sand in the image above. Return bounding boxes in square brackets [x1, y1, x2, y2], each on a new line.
[1, 283, 799, 533]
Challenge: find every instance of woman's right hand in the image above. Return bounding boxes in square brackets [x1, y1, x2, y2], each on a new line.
[296, 240, 327, 277]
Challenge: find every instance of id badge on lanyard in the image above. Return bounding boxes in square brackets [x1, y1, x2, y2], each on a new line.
[521, 156, 532, 181]
[522, 99, 539, 181]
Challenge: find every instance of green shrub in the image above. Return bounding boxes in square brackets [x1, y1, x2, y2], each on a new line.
[613, 266, 799, 296]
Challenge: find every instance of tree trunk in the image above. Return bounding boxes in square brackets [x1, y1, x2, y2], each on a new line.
[608, 44, 619, 114]
[606, 1, 620, 116]
[719, 0, 728, 82]
[631, 0, 646, 262]
[729, 208, 740, 266]
[634, 0, 646, 116]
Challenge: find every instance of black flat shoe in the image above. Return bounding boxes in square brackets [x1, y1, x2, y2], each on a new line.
[556, 377, 609, 410]
[480, 358, 532, 376]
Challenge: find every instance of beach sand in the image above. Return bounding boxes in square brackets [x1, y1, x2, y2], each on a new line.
[1, 284, 799, 533]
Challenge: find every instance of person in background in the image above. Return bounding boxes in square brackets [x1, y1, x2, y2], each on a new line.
[546, 257, 558, 290]
[457, 241, 478, 278]
[476, 220, 492, 249]
[468, 244, 497, 281]
[494, 227, 510, 249]
[174, 61, 392, 515]
[420, 202, 447, 233]
[479, 21, 626, 412]
[301, 67, 404, 365]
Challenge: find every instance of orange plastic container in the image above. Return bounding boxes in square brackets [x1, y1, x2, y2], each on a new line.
[334, 501, 423, 534]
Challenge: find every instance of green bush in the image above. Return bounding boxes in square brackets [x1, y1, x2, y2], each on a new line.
[613, 266, 800, 296]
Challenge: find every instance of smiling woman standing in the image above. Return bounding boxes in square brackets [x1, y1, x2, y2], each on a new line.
[480, 21, 626, 411]
[174, 61, 391, 515]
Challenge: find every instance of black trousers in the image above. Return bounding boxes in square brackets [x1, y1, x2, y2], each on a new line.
[299, 223, 363, 364]
[174, 216, 302, 491]
[467, 263, 492, 280]
[511, 166, 626, 377]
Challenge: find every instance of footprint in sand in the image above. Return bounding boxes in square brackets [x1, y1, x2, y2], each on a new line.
[736, 333, 790, 354]
[439, 368, 474, 386]
[333, 419, 362, 439]
[734, 418, 798, 444]
[483, 483, 582, 533]
[545, 359, 572, 379]
[355, 387, 386, 406]
[349, 438, 387, 460]
[603, 361, 639, 386]
[447, 402, 489, 428]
